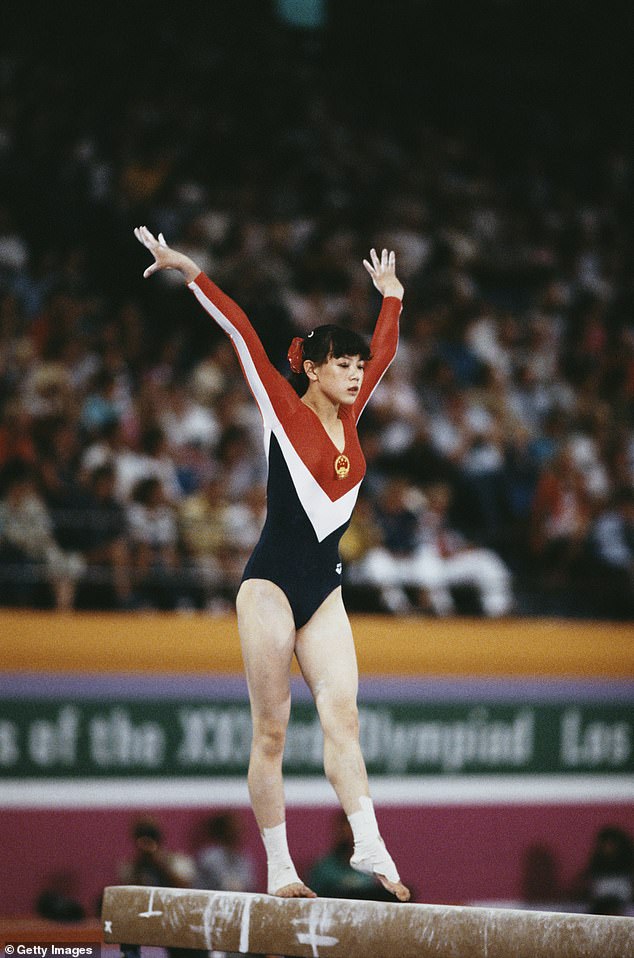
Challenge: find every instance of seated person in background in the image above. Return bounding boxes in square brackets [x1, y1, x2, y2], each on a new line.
[347, 476, 425, 614]
[117, 818, 206, 958]
[178, 473, 230, 609]
[573, 825, 634, 916]
[127, 476, 188, 610]
[81, 464, 134, 609]
[35, 869, 86, 923]
[179, 475, 266, 609]
[529, 445, 591, 588]
[195, 811, 256, 892]
[588, 487, 634, 618]
[0, 458, 84, 610]
[350, 478, 513, 616]
[416, 481, 513, 617]
[307, 811, 394, 901]
[118, 816, 196, 889]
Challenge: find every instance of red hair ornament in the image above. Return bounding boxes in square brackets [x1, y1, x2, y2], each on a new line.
[287, 337, 305, 374]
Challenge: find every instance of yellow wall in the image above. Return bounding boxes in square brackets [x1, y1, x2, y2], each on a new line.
[1, 611, 632, 677]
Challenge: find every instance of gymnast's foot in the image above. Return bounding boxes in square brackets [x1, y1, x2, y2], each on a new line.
[273, 881, 317, 898]
[375, 873, 411, 902]
[268, 860, 317, 898]
[351, 838, 411, 902]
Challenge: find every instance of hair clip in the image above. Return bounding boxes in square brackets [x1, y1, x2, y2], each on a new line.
[287, 337, 305, 374]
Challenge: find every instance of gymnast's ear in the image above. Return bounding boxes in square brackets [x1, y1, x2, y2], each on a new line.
[303, 359, 319, 381]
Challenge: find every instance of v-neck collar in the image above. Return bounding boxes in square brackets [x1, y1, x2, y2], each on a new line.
[300, 399, 347, 454]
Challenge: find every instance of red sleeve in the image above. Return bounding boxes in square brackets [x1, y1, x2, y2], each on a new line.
[354, 295, 402, 422]
[188, 272, 297, 426]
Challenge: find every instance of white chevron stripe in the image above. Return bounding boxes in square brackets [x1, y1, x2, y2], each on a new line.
[189, 282, 276, 428]
[273, 428, 362, 541]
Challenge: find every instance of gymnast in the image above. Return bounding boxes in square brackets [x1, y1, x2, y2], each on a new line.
[134, 226, 409, 902]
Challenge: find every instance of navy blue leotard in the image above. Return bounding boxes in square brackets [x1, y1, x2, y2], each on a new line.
[189, 273, 401, 628]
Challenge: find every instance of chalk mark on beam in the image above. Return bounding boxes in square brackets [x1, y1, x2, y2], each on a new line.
[239, 894, 251, 954]
[138, 888, 162, 919]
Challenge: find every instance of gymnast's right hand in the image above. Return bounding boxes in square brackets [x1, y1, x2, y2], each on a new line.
[134, 226, 200, 284]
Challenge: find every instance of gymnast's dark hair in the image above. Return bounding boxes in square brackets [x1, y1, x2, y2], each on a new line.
[288, 325, 372, 396]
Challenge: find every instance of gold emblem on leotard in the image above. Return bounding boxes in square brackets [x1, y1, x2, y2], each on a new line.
[334, 454, 350, 479]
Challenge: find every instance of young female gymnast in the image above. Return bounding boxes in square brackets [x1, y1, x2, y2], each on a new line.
[135, 226, 409, 902]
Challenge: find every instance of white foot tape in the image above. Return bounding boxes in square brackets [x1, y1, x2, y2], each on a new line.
[262, 822, 302, 894]
[267, 861, 302, 894]
[350, 838, 400, 884]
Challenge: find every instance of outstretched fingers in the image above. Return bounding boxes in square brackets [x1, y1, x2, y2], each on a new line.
[134, 225, 163, 278]
[380, 248, 395, 274]
[134, 225, 156, 249]
[363, 247, 398, 294]
[363, 247, 396, 272]
[133, 226, 199, 283]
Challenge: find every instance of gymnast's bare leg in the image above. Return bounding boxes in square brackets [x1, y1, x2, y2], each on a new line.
[236, 577, 316, 898]
[295, 587, 410, 902]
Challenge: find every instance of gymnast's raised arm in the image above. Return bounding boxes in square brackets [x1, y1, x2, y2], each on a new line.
[134, 226, 293, 422]
[352, 248, 404, 420]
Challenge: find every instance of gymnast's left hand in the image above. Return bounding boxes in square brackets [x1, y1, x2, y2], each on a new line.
[363, 248, 404, 300]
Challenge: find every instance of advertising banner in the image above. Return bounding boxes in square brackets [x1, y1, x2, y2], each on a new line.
[1, 698, 631, 779]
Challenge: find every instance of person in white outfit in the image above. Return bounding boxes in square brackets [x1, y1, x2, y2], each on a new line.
[353, 480, 513, 617]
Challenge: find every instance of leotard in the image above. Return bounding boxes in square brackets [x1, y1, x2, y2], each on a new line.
[188, 272, 401, 628]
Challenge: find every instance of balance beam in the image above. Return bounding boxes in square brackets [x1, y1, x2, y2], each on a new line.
[101, 885, 634, 958]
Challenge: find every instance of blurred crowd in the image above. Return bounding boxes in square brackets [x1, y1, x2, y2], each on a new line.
[36, 812, 633, 920]
[0, 7, 632, 617]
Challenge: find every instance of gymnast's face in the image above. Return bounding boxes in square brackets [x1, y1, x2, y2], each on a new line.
[309, 353, 365, 405]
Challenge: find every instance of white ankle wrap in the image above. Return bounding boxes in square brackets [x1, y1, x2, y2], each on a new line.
[347, 796, 400, 884]
[350, 839, 400, 884]
[262, 822, 301, 894]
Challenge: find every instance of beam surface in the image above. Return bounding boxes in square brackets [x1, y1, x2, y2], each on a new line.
[101, 885, 634, 958]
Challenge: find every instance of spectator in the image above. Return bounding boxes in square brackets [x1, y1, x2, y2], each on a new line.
[178, 473, 232, 608]
[117, 817, 206, 958]
[158, 379, 220, 453]
[0, 459, 85, 610]
[349, 477, 424, 613]
[0, 400, 37, 468]
[38, 455, 94, 555]
[80, 369, 120, 437]
[588, 488, 634, 619]
[350, 479, 512, 616]
[118, 816, 195, 888]
[117, 425, 181, 504]
[530, 446, 591, 588]
[573, 826, 634, 916]
[195, 811, 256, 892]
[35, 870, 86, 923]
[417, 481, 513, 617]
[220, 484, 267, 590]
[216, 425, 267, 502]
[80, 464, 134, 609]
[127, 476, 188, 610]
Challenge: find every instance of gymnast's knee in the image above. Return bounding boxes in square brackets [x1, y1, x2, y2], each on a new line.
[252, 718, 288, 760]
[318, 695, 360, 744]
